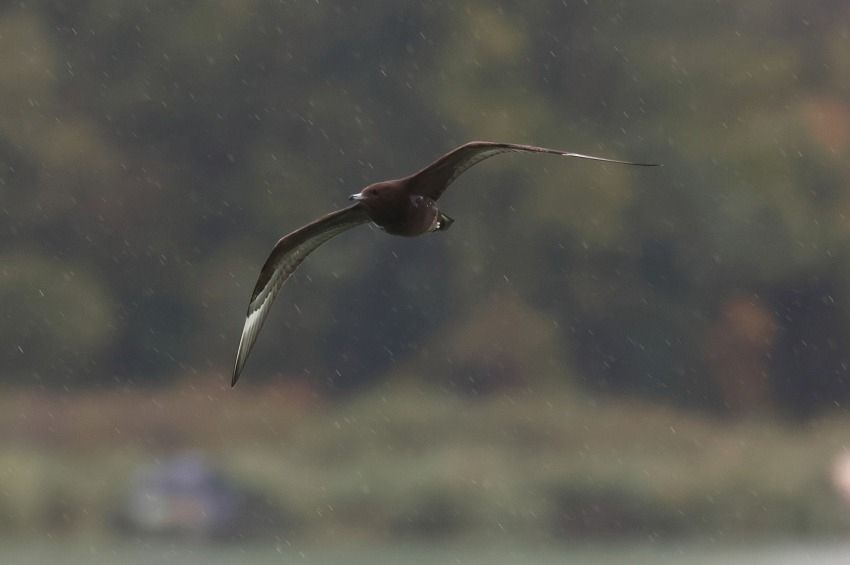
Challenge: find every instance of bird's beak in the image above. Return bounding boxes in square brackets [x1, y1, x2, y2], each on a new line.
[349, 193, 364, 201]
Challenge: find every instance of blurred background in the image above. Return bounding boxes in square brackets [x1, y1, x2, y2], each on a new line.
[3, 0, 850, 562]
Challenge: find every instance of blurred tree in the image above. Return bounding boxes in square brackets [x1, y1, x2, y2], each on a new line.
[3, 0, 850, 417]
[0, 252, 115, 385]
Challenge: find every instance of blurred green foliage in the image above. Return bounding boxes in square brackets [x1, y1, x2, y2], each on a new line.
[0, 382, 847, 540]
[3, 1, 850, 415]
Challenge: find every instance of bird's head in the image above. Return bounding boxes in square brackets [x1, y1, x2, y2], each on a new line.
[349, 182, 385, 203]
[349, 181, 412, 209]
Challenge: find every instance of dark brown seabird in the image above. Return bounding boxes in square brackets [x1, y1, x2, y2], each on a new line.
[232, 141, 658, 385]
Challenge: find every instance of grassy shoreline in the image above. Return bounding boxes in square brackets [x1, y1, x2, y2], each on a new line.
[1, 378, 848, 541]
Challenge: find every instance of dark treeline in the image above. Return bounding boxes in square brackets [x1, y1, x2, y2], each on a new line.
[3, 1, 850, 417]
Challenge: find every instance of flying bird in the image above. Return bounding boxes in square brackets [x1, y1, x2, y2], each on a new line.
[232, 141, 658, 385]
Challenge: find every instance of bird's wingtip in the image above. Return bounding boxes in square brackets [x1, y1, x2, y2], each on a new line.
[618, 158, 662, 167]
[231, 356, 244, 387]
[614, 159, 661, 167]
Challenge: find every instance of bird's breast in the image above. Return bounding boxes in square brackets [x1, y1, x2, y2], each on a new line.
[371, 197, 438, 237]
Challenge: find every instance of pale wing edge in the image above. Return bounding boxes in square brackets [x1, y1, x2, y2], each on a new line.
[410, 141, 659, 199]
[232, 205, 369, 385]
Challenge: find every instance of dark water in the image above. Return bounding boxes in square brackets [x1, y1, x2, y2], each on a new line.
[5, 541, 850, 565]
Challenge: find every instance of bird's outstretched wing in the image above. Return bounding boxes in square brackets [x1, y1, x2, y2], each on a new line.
[232, 204, 370, 385]
[407, 141, 659, 200]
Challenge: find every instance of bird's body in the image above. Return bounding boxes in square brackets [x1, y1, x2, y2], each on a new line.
[232, 141, 658, 385]
[352, 180, 444, 236]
